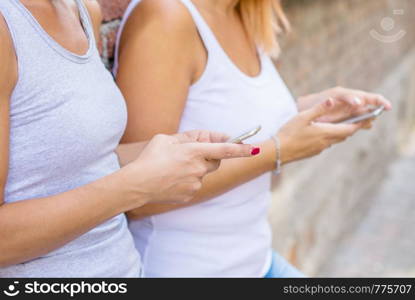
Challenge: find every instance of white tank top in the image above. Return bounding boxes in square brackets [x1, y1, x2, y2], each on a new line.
[114, 0, 298, 277]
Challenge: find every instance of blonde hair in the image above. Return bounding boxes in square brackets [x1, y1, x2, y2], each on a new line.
[237, 0, 290, 57]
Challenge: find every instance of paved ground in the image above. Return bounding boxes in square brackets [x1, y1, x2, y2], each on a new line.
[319, 143, 415, 277]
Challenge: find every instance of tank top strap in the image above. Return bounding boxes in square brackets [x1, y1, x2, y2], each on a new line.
[0, 0, 96, 65]
[179, 0, 223, 55]
[0, 1, 28, 58]
[74, 0, 96, 46]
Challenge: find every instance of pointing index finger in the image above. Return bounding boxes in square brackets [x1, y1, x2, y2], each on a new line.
[189, 143, 257, 161]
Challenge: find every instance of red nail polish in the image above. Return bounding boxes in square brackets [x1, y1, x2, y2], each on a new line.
[251, 147, 261, 156]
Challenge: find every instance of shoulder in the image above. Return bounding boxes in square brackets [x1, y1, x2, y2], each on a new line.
[117, 0, 202, 78]
[81, 0, 102, 28]
[127, 0, 195, 36]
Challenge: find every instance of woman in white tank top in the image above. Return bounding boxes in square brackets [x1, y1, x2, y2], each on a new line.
[114, 0, 391, 277]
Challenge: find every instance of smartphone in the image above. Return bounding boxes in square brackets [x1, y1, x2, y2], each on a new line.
[227, 125, 262, 143]
[340, 106, 385, 124]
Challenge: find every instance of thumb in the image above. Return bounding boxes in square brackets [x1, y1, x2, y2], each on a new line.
[302, 98, 335, 122]
[189, 143, 258, 161]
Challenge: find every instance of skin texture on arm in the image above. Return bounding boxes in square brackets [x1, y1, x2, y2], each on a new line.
[117, 0, 197, 141]
[116, 141, 148, 167]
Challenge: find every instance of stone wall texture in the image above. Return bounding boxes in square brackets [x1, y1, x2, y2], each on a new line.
[98, 0, 415, 275]
[270, 0, 415, 275]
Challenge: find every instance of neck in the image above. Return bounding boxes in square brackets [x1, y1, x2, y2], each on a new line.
[194, 0, 240, 15]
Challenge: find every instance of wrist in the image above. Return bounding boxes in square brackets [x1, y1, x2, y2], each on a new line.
[269, 135, 282, 175]
[114, 165, 151, 211]
[277, 132, 295, 165]
[263, 139, 277, 170]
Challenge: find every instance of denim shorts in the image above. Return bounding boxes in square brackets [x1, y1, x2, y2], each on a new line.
[264, 251, 305, 278]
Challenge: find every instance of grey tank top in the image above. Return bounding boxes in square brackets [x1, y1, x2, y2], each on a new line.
[0, 0, 141, 277]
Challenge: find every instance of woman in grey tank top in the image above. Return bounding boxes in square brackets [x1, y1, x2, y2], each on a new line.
[0, 0, 255, 277]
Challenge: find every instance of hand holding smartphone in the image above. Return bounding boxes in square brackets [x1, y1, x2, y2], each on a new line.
[338, 105, 385, 124]
[227, 105, 385, 145]
[228, 125, 262, 143]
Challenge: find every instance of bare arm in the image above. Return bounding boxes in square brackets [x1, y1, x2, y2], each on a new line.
[0, 16, 146, 267]
[116, 141, 148, 166]
[116, 0, 278, 219]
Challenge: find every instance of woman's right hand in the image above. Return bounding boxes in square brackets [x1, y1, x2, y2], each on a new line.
[121, 132, 256, 205]
[278, 99, 364, 164]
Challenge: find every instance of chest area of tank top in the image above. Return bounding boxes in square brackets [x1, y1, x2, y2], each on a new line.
[9, 58, 128, 151]
[180, 62, 298, 141]
[10, 58, 126, 120]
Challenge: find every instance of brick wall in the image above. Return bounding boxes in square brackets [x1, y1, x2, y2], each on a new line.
[97, 0, 130, 66]
[98, 0, 415, 275]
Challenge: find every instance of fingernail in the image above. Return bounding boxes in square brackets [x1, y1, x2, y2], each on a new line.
[325, 98, 334, 108]
[251, 147, 261, 156]
[353, 97, 362, 105]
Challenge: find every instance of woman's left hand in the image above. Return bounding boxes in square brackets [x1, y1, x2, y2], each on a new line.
[297, 87, 392, 128]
